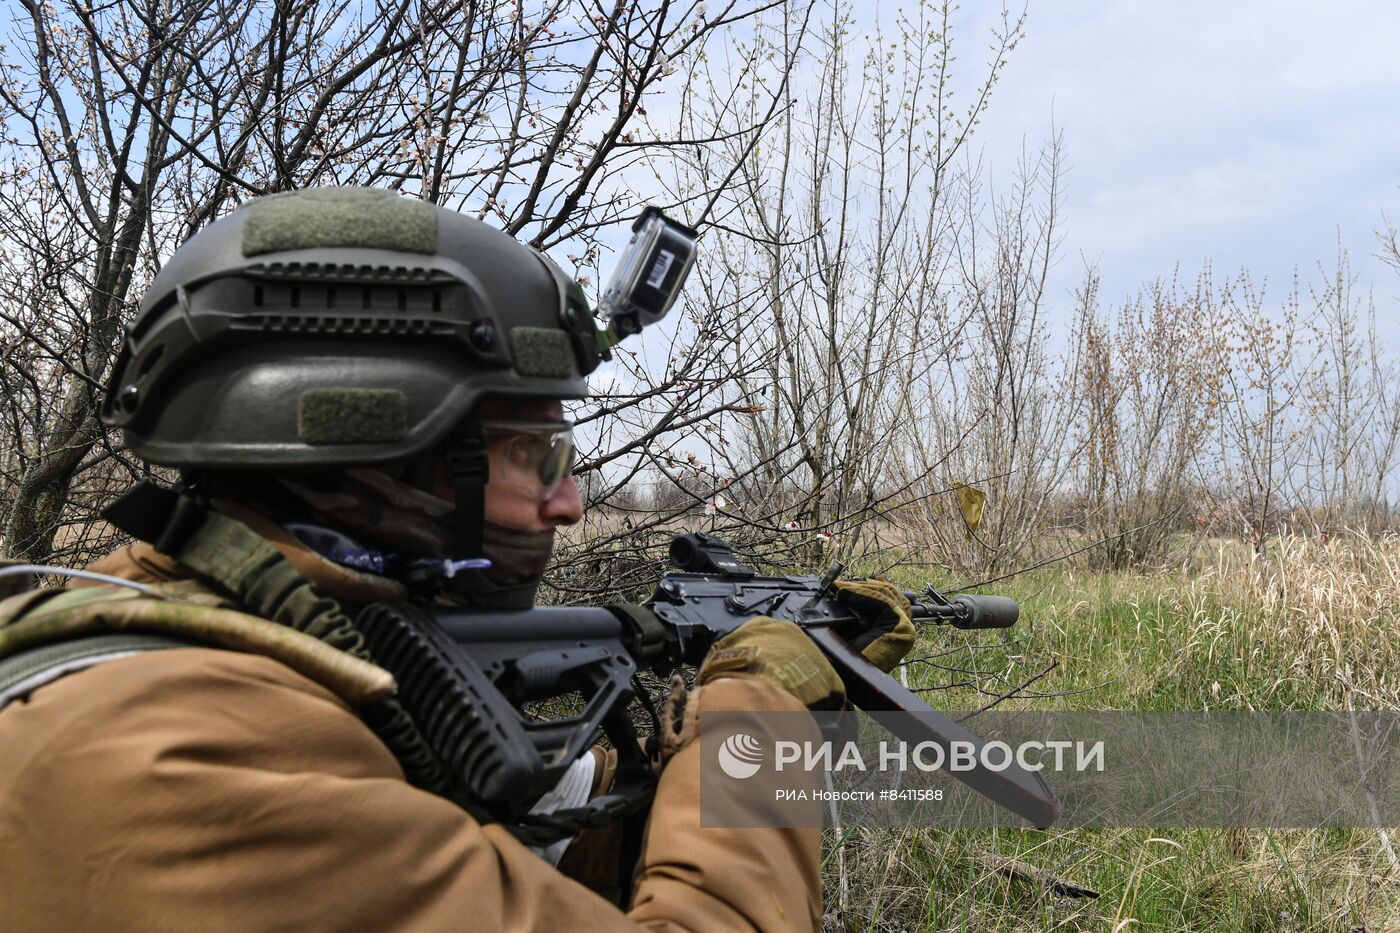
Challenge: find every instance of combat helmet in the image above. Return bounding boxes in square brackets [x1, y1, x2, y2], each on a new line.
[103, 187, 598, 468]
[103, 187, 695, 571]
[101, 187, 600, 564]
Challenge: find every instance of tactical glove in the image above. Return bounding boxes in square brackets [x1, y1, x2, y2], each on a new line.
[697, 616, 846, 709]
[833, 577, 916, 673]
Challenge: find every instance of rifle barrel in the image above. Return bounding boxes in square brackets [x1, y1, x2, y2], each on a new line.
[908, 594, 1019, 630]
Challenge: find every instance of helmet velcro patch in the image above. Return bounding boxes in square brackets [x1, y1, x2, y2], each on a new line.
[242, 188, 437, 256]
[509, 327, 576, 379]
[298, 389, 408, 445]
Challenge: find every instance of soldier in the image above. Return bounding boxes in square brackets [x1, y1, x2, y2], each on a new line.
[0, 188, 914, 930]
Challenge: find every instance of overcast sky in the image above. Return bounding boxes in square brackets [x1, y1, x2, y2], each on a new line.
[951, 1, 1400, 340]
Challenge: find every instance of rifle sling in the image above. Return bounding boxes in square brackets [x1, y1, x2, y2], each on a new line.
[605, 603, 666, 663]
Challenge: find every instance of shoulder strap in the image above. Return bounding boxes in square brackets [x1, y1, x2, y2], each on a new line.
[0, 632, 191, 711]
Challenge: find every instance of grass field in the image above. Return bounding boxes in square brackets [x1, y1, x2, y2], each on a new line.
[821, 534, 1400, 931]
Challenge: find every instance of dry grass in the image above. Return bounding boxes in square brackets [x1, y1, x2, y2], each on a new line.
[1190, 533, 1400, 709]
[822, 532, 1400, 931]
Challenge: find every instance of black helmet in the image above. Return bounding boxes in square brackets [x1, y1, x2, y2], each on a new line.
[102, 187, 597, 468]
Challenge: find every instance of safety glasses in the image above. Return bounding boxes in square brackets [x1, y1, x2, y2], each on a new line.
[479, 419, 577, 500]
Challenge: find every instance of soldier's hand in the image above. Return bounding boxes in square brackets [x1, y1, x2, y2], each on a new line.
[833, 578, 916, 673]
[697, 616, 845, 709]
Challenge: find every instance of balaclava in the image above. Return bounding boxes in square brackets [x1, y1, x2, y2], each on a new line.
[274, 466, 555, 609]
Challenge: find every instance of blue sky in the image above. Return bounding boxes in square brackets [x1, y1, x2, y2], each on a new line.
[951, 1, 1400, 338]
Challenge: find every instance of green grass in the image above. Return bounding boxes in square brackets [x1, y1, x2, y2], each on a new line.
[820, 537, 1400, 931]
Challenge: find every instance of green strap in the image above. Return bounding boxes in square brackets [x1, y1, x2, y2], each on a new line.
[172, 512, 370, 655]
[0, 632, 189, 710]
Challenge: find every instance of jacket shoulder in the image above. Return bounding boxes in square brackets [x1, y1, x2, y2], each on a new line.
[0, 648, 634, 931]
[1, 647, 400, 783]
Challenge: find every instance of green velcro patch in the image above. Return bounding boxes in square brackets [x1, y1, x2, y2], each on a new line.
[510, 327, 576, 379]
[298, 389, 408, 445]
[242, 188, 437, 256]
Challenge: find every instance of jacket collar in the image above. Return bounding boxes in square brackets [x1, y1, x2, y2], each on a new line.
[84, 500, 406, 609]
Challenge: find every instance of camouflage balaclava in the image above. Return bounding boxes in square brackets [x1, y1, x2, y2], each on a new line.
[275, 465, 555, 609]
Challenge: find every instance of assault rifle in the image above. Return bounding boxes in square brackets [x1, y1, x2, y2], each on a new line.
[355, 532, 1061, 833]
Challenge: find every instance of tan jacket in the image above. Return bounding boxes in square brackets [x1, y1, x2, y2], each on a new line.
[0, 521, 823, 931]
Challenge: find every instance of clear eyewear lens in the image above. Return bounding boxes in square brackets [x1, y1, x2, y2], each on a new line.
[481, 421, 576, 500]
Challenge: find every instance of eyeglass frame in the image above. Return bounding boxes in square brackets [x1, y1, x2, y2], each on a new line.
[477, 418, 577, 499]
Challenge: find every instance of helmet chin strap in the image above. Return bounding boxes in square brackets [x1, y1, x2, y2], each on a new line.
[422, 421, 556, 611]
[444, 422, 490, 562]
